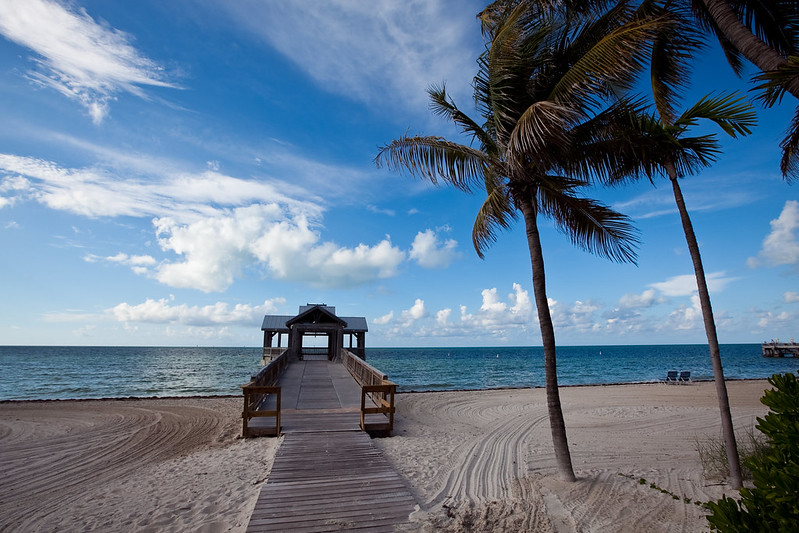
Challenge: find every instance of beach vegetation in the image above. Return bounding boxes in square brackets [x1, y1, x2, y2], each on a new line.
[695, 425, 769, 481]
[706, 373, 799, 532]
[377, 0, 667, 482]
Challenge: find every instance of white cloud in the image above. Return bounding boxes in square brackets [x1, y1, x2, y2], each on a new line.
[373, 311, 394, 325]
[155, 208, 405, 292]
[481, 287, 507, 314]
[409, 228, 459, 268]
[379, 284, 534, 340]
[618, 288, 660, 309]
[785, 291, 799, 304]
[110, 297, 285, 327]
[757, 310, 796, 329]
[221, 0, 480, 114]
[400, 299, 427, 326]
[748, 200, 799, 268]
[0, 154, 413, 291]
[367, 205, 396, 216]
[84, 252, 156, 275]
[0, 0, 177, 123]
[0, 154, 321, 221]
[663, 294, 703, 330]
[650, 272, 737, 297]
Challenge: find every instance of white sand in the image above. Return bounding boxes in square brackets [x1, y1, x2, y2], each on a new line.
[0, 397, 278, 532]
[373, 380, 772, 532]
[0, 380, 771, 532]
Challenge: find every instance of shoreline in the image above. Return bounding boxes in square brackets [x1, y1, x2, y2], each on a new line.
[0, 376, 776, 403]
[1, 380, 773, 532]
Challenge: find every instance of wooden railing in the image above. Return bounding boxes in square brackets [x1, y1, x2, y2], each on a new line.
[262, 346, 286, 364]
[241, 349, 289, 438]
[342, 350, 396, 436]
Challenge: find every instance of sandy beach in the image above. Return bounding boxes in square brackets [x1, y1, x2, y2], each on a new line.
[0, 380, 772, 532]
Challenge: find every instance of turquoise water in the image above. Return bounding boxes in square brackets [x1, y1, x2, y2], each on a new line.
[0, 344, 796, 400]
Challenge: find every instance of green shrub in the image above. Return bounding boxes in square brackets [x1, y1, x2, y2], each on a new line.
[706, 373, 799, 532]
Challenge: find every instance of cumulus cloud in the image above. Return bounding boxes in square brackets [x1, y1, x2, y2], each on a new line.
[757, 310, 796, 329]
[663, 294, 703, 330]
[400, 299, 427, 326]
[0, 154, 463, 293]
[748, 200, 799, 269]
[785, 291, 799, 304]
[409, 229, 459, 268]
[373, 311, 393, 325]
[154, 207, 405, 292]
[221, 0, 480, 114]
[0, 0, 177, 123]
[110, 297, 285, 327]
[378, 284, 534, 340]
[649, 272, 737, 297]
[436, 308, 452, 326]
[618, 288, 661, 309]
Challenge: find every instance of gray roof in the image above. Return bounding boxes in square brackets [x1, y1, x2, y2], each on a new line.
[261, 315, 294, 332]
[261, 313, 368, 333]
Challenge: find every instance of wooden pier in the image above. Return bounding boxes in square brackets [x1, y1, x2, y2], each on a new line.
[762, 341, 799, 358]
[243, 357, 415, 532]
[239, 303, 414, 531]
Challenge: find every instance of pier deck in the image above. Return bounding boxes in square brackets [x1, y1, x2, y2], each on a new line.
[762, 342, 799, 358]
[245, 360, 415, 532]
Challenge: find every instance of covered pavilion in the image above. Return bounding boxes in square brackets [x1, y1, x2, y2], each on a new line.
[261, 304, 368, 360]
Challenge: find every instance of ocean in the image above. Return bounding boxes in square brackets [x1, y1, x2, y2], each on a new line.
[0, 344, 796, 401]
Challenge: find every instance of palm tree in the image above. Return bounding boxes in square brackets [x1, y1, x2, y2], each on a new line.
[614, 94, 756, 489]
[695, 0, 799, 90]
[376, 1, 663, 481]
[691, 0, 799, 179]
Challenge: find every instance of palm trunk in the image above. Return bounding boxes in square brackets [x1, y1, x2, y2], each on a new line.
[518, 192, 576, 482]
[667, 162, 743, 489]
[701, 0, 799, 99]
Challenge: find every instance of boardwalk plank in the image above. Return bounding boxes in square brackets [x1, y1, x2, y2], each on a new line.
[245, 360, 415, 532]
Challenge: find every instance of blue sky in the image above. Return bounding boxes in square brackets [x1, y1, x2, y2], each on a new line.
[0, 0, 796, 348]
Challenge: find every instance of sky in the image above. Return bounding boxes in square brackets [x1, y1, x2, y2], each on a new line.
[0, 0, 797, 348]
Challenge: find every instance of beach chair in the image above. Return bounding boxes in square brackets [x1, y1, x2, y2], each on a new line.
[665, 370, 678, 384]
[678, 371, 691, 384]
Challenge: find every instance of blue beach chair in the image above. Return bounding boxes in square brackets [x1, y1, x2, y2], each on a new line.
[678, 371, 691, 384]
[665, 370, 678, 384]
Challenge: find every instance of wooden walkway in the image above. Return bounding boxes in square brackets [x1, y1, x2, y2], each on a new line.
[245, 360, 416, 532]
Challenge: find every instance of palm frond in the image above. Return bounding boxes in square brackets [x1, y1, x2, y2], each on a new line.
[535, 181, 639, 264]
[428, 84, 498, 154]
[675, 93, 757, 137]
[645, 2, 704, 124]
[472, 180, 517, 257]
[506, 100, 580, 172]
[779, 105, 799, 181]
[753, 55, 799, 107]
[374, 136, 491, 192]
[549, 14, 665, 109]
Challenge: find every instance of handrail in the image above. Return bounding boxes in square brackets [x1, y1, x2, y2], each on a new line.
[241, 349, 290, 437]
[262, 346, 286, 364]
[342, 350, 395, 436]
[360, 381, 396, 436]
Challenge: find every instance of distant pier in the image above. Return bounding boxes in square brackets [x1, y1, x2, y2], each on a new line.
[762, 341, 799, 358]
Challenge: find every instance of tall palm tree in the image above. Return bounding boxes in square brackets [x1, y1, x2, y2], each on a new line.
[614, 93, 756, 489]
[631, 3, 757, 490]
[376, 1, 662, 481]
